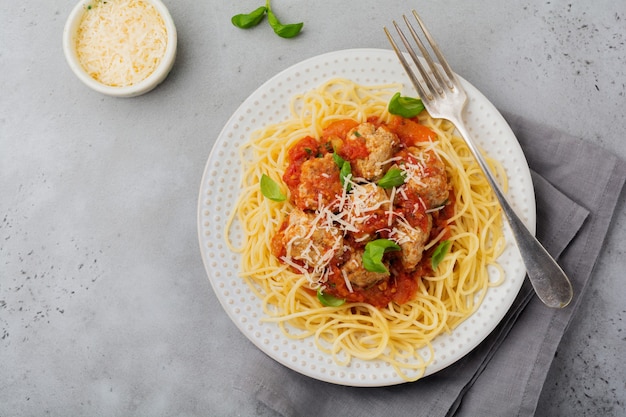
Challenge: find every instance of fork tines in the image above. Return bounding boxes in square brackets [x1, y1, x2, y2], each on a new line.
[384, 10, 458, 105]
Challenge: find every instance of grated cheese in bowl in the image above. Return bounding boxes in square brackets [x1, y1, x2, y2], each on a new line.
[63, 0, 177, 97]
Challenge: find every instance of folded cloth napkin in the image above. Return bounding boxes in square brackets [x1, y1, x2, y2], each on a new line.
[234, 114, 626, 417]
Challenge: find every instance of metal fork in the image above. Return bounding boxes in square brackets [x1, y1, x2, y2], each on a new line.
[385, 11, 573, 308]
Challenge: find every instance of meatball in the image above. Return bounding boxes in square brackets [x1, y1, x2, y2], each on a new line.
[346, 182, 392, 240]
[341, 248, 389, 288]
[294, 153, 344, 211]
[399, 147, 449, 209]
[280, 208, 343, 267]
[348, 123, 398, 181]
[392, 214, 432, 271]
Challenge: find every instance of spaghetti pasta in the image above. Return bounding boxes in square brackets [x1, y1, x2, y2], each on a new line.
[225, 78, 505, 381]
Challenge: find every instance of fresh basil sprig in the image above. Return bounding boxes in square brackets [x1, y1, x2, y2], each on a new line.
[267, 5, 303, 38]
[332, 152, 345, 167]
[362, 239, 401, 274]
[260, 174, 286, 202]
[333, 153, 352, 192]
[317, 287, 345, 307]
[431, 240, 451, 269]
[378, 168, 406, 189]
[231, 0, 303, 39]
[231, 6, 267, 29]
[388, 92, 425, 118]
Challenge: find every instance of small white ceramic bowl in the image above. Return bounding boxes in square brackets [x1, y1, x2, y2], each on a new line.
[63, 0, 177, 98]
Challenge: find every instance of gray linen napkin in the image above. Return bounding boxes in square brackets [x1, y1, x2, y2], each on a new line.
[235, 114, 626, 417]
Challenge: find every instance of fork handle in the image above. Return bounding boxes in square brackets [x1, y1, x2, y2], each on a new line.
[452, 117, 574, 308]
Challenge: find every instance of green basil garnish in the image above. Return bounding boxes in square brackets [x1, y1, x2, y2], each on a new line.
[332, 152, 345, 167]
[333, 153, 352, 192]
[260, 174, 286, 202]
[362, 239, 401, 273]
[267, 9, 303, 38]
[232, 0, 302, 38]
[388, 92, 425, 118]
[431, 240, 451, 269]
[340, 159, 352, 188]
[377, 168, 406, 189]
[317, 288, 345, 307]
[231, 6, 267, 29]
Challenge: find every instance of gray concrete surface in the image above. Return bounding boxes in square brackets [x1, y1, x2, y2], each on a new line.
[2, 0, 624, 415]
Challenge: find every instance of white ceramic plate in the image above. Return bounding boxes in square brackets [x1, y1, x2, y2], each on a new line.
[197, 48, 535, 387]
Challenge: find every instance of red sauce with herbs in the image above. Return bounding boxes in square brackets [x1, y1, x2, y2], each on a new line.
[274, 116, 452, 308]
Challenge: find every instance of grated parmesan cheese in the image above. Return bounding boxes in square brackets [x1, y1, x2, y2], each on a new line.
[75, 0, 168, 87]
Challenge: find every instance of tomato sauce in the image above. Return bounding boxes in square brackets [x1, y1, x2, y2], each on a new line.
[277, 116, 455, 308]
[339, 136, 369, 161]
[324, 260, 422, 308]
[321, 119, 370, 162]
[270, 218, 289, 258]
[324, 195, 454, 307]
[387, 115, 437, 147]
[359, 213, 389, 236]
[429, 189, 455, 240]
[321, 119, 359, 141]
[282, 136, 325, 189]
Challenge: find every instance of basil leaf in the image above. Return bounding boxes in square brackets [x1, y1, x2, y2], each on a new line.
[232, 0, 302, 39]
[362, 239, 401, 273]
[231, 6, 267, 29]
[317, 288, 345, 307]
[332, 152, 346, 167]
[333, 153, 352, 192]
[431, 240, 451, 269]
[377, 168, 406, 189]
[388, 92, 425, 118]
[340, 159, 352, 190]
[267, 9, 303, 38]
[260, 174, 286, 202]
